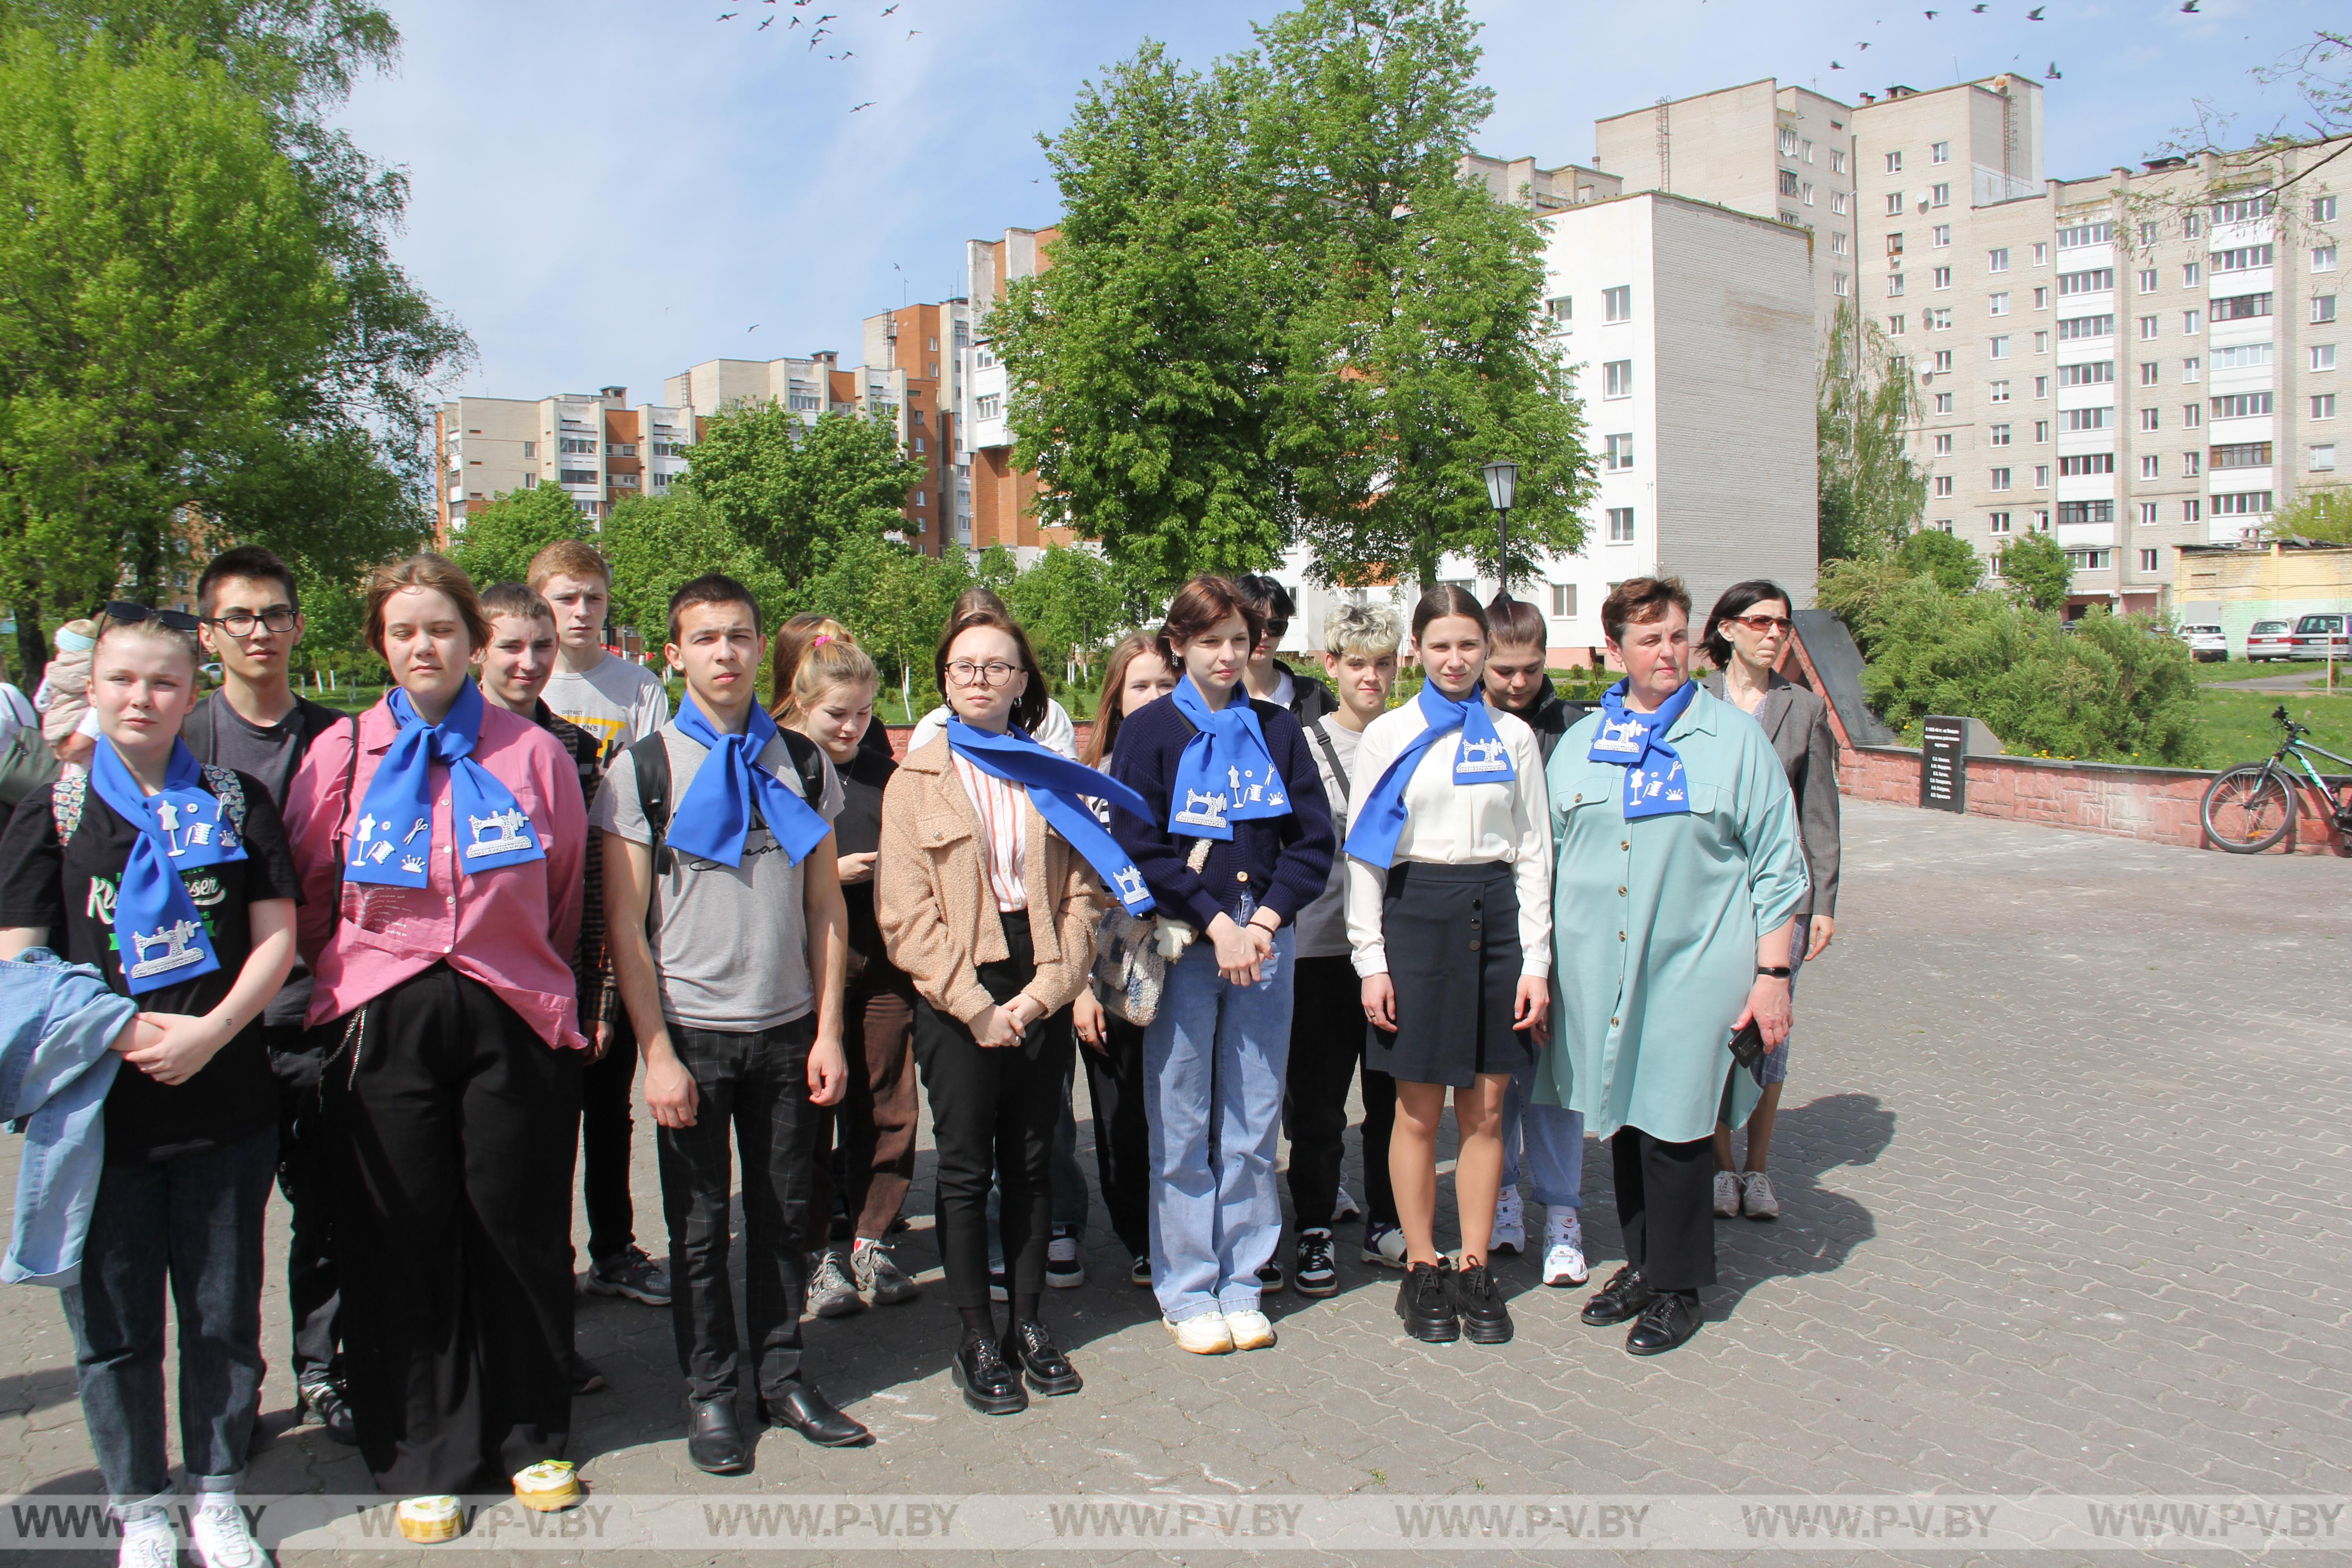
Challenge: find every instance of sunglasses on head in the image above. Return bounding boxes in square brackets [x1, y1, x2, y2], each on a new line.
[100, 600, 201, 634]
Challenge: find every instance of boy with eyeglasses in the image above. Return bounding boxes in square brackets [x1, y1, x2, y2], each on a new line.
[183, 547, 359, 1443]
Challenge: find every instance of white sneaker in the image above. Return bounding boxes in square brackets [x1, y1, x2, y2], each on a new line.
[1541, 1209, 1589, 1287]
[1712, 1170, 1742, 1219]
[118, 1523, 176, 1568]
[1225, 1308, 1277, 1350]
[1740, 1170, 1780, 1220]
[1164, 1313, 1235, 1354]
[191, 1497, 262, 1568]
[1491, 1187, 1526, 1255]
[1333, 1184, 1363, 1223]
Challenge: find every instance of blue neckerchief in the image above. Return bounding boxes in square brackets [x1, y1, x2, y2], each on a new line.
[348, 681, 545, 887]
[669, 696, 832, 867]
[88, 738, 247, 995]
[1588, 679, 1695, 819]
[1344, 683, 1516, 870]
[946, 718, 1157, 915]
[1166, 676, 1289, 841]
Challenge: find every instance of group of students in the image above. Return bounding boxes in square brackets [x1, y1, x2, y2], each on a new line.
[0, 539, 1840, 1563]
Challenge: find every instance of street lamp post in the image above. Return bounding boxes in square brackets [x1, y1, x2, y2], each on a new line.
[1481, 460, 1519, 601]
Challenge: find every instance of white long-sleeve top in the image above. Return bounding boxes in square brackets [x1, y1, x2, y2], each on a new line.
[1344, 698, 1553, 980]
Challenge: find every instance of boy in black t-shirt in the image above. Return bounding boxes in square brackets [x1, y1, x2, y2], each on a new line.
[0, 611, 301, 1568]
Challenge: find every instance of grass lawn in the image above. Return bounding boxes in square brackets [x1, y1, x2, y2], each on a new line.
[2195, 688, 2352, 773]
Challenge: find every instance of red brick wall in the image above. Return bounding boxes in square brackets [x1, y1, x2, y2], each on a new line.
[1838, 744, 2350, 858]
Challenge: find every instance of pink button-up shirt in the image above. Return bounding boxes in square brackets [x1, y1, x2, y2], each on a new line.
[285, 697, 588, 1051]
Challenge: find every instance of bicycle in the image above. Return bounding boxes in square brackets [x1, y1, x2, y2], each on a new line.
[2200, 705, 2352, 853]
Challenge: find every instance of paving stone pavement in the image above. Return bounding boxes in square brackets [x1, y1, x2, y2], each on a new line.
[3, 799, 2348, 1567]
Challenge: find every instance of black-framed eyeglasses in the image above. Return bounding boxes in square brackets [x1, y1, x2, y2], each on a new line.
[100, 600, 200, 633]
[945, 659, 1021, 687]
[201, 608, 298, 636]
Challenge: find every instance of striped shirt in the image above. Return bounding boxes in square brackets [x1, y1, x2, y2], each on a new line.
[950, 754, 1029, 913]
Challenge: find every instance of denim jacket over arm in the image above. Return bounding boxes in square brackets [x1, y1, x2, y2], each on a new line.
[0, 949, 134, 1287]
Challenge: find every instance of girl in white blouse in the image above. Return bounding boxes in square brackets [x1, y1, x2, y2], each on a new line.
[1344, 587, 1553, 1346]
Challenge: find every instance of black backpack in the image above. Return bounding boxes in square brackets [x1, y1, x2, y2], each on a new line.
[629, 726, 829, 877]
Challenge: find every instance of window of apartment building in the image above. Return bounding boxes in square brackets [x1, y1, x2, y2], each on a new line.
[2057, 221, 2113, 249]
[1545, 295, 1573, 325]
[517, 472, 537, 490]
[2138, 547, 2160, 572]
[2183, 261, 2201, 285]
[1933, 225, 1952, 247]
[2184, 402, 2203, 427]
[2034, 330, 2052, 354]
[605, 442, 636, 457]
[1889, 314, 1907, 335]
[2317, 344, 2341, 371]
[2316, 195, 2341, 223]
[651, 470, 672, 490]
[1989, 333, 2009, 358]
[1934, 475, 1955, 497]
[1603, 285, 1632, 321]
[1551, 583, 1578, 617]
[2034, 418, 2053, 441]
[1803, 182, 1816, 205]
[1988, 247, 2010, 272]
[2183, 498, 2203, 521]
[1990, 511, 2013, 534]
[1779, 169, 1800, 196]
[1935, 391, 1955, 413]
[2058, 269, 2113, 297]
[1991, 379, 2012, 402]
[2140, 362, 2162, 387]
[2140, 220, 2161, 246]
[1990, 290, 2010, 316]
[520, 441, 536, 458]
[2059, 501, 2117, 527]
[2033, 241, 2051, 265]
[1606, 506, 1635, 543]
[1931, 184, 1951, 207]
[2139, 454, 2162, 479]
[2059, 453, 2117, 476]
[1885, 150, 1904, 173]
[1832, 229, 1849, 253]
[2183, 212, 2204, 238]
[2316, 294, 2340, 323]
[2214, 194, 2276, 225]
[2212, 491, 2275, 516]
[974, 348, 998, 368]
[1833, 272, 1851, 295]
[559, 469, 596, 485]
[1989, 467, 2012, 490]
[975, 394, 1001, 419]
[2209, 441, 2273, 470]
[2184, 451, 2202, 476]
[2034, 375, 2052, 398]
[2058, 314, 2115, 341]
[2059, 360, 2114, 386]
[2139, 505, 2160, 529]
[2211, 244, 2275, 274]
[1990, 422, 2011, 445]
[2030, 509, 2052, 531]
[1778, 128, 1798, 156]
[1833, 191, 1850, 216]
[1933, 433, 1955, 455]
[2138, 268, 2160, 291]
[558, 436, 595, 455]
[2318, 393, 2340, 419]
[1933, 350, 1954, 372]
[2317, 245, 2340, 272]
[913, 436, 926, 453]
[2211, 293, 2271, 321]
[2183, 307, 2204, 333]
[1603, 360, 1633, 397]
[1928, 140, 1950, 165]
[2034, 286, 2051, 309]
[2315, 444, 2340, 471]
[1605, 433, 1635, 470]
[2213, 343, 2274, 370]
[2141, 407, 2162, 430]
[1803, 139, 1816, 162]
[2183, 356, 2202, 381]
[2140, 314, 2161, 339]
[1933, 266, 1952, 289]
[1927, 308, 1954, 330]
[2035, 464, 2053, 488]
[1831, 149, 1848, 173]
[2211, 391, 2276, 419]
[1887, 273, 1907, 298]
[1886, 192, 1905, 216]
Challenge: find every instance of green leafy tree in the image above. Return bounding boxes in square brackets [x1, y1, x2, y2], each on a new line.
[1001, 544, 1127, 678]
[1254, 0, 1591, 593]
[2000, 529, 2073, 613]
[683, 404, 923, 583]
[599, 490, 792, 652]
[2264, 483, 2352, 544]
[446, 482, 586, 590]
[1818, 300, 1926, 563]
[1895, 527, 1985, 594]
[973, 544, 1021, 601]
[994, 43, 1291, 596]
[802, 532, 970, 720]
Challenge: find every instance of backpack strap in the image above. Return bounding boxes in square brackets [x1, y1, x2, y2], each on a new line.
[629, 733, 674, 878]
[777, 727, 830, 807]
[1308, 718, 1352, 837]
[51, 769, 87, 846]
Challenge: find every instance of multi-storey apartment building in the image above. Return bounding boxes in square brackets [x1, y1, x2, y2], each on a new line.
[960, 226, 1071, 558]
[435, 388, 694, 542]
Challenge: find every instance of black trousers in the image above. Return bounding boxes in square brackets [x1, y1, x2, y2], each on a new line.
[1282, 954, 1398, 1229]
[1611, 1126, 1717, 1293]
[657, 1016, 819, 1404]
[579, 1008, 638, 1265]
[912, 924, 1073, 1310]
[264, 1022, 339, 1386]
[328, 965, 583, 1496]
[1079, 1016, 1150, 1260]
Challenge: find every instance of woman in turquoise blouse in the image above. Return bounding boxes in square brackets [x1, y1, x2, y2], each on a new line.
[1533, 577, 1808, 1356]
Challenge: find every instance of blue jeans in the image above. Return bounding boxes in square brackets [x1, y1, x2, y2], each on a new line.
[60, 1125, 275, 1515]
[1501, 1063, 1586, 1210]
[1144, 927, 1296, 1322]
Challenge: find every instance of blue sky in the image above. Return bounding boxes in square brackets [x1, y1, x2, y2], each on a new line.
[334, 0, 2331, 408]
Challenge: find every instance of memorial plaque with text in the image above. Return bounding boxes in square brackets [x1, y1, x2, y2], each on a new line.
[1920, 715, 1966, 813]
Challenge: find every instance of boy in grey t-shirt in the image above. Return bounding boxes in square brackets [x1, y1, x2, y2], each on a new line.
[596, 574, 866, 1469]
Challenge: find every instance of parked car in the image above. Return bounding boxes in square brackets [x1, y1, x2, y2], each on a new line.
[2180, 624, 2228, 662]
[2245, 620, 2298, 662]
[2291, 612, 2351, 660]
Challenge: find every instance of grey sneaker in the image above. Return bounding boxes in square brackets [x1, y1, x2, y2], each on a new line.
[807, 1248, 865, 1318]
[587, 1245, 671, 1307]
[1712, 1170, 1742, 1219]
[852, 1238, 921, 1304]
[1740, 1170, 1780, 1221]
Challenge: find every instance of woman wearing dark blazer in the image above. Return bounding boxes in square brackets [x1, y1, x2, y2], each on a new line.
[1700, 580, 1840, 1223]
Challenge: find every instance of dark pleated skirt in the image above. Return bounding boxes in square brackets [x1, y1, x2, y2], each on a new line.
[1367, 860, 1531, 1089]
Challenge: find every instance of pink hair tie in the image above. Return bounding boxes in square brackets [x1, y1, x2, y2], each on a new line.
[812, 634, 834, 647]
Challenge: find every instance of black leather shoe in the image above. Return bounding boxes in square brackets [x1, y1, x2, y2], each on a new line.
[1397, 1259, 1459, 1343]
[760, 1385, 871, 1447]
[951, 1335, 1029, 1416]
[1626, 1291, 1702, 1356]
[685, 1395, 751, 1475]
[1456, 1262, 1514, 1345]
[299, 1377, 357, 1446]
[1581, 1264, 1656, 1326]
[1001, 1322, 1083, 1396]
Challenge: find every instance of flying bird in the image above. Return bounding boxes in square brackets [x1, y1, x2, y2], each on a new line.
[1923, 9, 1937, 17]
[1857, 40, 1870, 49]
[757, 16, 772, 28]
[2026, 5, 2044, 16]
[814, 11, 836, 20]
[906, 28, 919, 37]
[2045, 60, 2061, 77]
[2179, 0, 2197, 10]
[852, 100, 874, 111]
[747, 324, 760, 333]
[1830, 58, 1844, 68]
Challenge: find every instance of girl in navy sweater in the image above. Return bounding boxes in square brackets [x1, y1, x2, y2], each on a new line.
[1108, 577, 1333, 1356]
